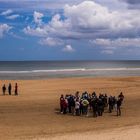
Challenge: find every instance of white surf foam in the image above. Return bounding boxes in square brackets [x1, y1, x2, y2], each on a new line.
[0, 67, 140, 74]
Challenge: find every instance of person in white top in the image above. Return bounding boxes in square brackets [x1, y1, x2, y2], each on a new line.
[75, 99, 80, 116]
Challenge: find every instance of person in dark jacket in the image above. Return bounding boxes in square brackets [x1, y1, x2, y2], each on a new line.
[2, 84, 6, 95]
[117, 97, 122, 116]
[118, 92, 124, 102]
[15, 83, 18, 95]
[98, 98, 104, 116]
[8, 83, 12, 95]
[108, 96, 113, 113]
[91, 97, 98, 117]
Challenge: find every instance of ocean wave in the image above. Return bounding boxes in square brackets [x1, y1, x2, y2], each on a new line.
[0, 67, 140, 74]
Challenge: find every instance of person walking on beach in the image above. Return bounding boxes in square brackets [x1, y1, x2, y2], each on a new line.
[15, 83, 18, 96]
[2, 84, 6, 95]
[8, 83, 12, 95]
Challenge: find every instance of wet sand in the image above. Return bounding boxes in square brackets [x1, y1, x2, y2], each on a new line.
[0, 76, 140, 140]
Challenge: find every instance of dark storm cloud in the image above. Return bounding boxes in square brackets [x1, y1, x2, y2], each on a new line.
[122, 0, 140, 9]
[124, 0, 140, 4]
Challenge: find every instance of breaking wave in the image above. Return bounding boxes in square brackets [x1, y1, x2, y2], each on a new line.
[0, 67, 140, 74]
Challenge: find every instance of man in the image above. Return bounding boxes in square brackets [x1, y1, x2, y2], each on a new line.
[108, 96, 113, 113]
[8, 83, 12, 95]
[118, 92, 124, 102]
[91, 96, 98, 117]
[117, 97, 122, 116]
[15, 83, 18, 96]
[2, 84, 6, 95]
[98, 97, 104, 116]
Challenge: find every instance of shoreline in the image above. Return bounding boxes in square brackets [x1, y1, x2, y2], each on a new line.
[1, 75, 140, 81]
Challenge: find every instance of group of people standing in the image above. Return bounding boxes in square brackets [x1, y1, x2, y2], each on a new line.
[60, 91, 124, 117]
[2, 83, 18, 96]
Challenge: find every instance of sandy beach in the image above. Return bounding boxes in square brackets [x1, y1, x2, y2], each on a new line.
[0, 76, 140, 140]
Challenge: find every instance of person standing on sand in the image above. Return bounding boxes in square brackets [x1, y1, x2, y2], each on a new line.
[67, 95, 74, 114]
[98, 97, 104, 116]
[8, 83, 12, 95]
[91, 96, 98, 117]
[108, 96, 113, 113]
[2, 84, 6, 95]
[118, 92, 124, 102]
[63, 98, 68, 114]
[75, 99, 80, 116]
[82, 98, 89, 116]
[15, 83, 18, 96]
[117, 97, 122, 116]
[60, 94, 64, 113]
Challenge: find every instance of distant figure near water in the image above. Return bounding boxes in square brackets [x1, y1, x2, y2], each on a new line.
[8, 83, 12, 95]
[15, 83, 18, 96]
[2, 84, 6, 95]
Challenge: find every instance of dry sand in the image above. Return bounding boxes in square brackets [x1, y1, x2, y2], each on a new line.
[37, 125, 140, 140]
[0, 76, 140, 140]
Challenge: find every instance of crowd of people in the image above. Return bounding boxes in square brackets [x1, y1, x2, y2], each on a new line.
[2, 83, 18, 96]
[59, 91, 124, 117]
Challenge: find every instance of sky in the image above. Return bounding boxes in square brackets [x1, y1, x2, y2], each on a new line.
[0, 0, 140, 60]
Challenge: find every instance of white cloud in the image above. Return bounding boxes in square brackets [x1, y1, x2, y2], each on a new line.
[39, 37, 64, 46]
[49, 14, 64, 29]
[24, 1, 140, 39]
[64, 1, 140, 35]
[6, 14, 20, 20]
[91, 38, 140, 48]
[23, 0, 140, 55]
[62, 45, 75, 52]
[1, 9, 13, 16]
[101, 50, 114, 55]
[0, 24, 12, 38]
[64, 1, 111, 29]
[23, 26, 48, 37]
[33, 11, 44, 24]
[90, 38, 140, 54]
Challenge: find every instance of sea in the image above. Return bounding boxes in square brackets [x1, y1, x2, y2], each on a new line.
[0, 60, 140, 80]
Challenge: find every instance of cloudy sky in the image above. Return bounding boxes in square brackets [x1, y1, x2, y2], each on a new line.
[0, 0, 140, 60]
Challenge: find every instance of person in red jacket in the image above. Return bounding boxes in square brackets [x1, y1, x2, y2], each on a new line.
[63, 98, 68, 114]
[15, 83, 18, 96]
[60, 94, 64, 113]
